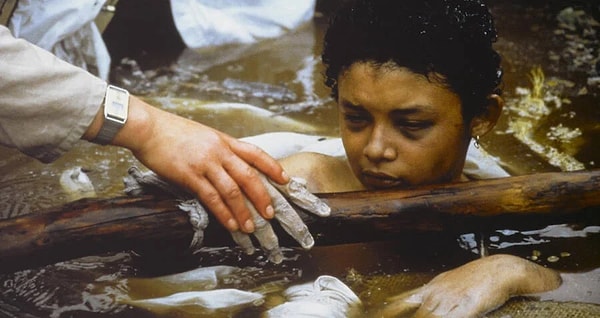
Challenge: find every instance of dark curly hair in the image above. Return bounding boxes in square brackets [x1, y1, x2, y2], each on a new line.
[322, 0, 502, 121]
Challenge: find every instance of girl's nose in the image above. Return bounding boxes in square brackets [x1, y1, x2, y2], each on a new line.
[363, 125, 397, 163]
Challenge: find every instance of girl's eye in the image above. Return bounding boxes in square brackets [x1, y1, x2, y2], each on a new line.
[395, 120, 433, 138]
[343, 113, 370, 128]
[398, 120, 432, 131]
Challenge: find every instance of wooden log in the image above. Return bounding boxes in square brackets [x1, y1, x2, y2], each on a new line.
[303, 169, 600, 244]
[0, 196, 195, 274]
[0, 170, 599, 273]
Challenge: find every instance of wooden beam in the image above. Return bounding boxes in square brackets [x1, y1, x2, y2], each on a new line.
[0, 170, 598, 273]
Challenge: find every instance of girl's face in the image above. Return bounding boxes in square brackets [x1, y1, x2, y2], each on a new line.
[338, 62, 472, 190]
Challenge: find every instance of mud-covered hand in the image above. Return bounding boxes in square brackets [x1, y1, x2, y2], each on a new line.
[123, 167, 329, 263]
[230, 175, 330, 264]
[378, 254, 561, 318]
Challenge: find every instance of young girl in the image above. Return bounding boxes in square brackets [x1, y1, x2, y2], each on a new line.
[279, 0, 562, 316]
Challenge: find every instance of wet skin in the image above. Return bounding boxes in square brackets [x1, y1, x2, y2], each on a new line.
[278, 62, 560, 317]
[280, 61, 499, 193]
[338, 62, 473, 190]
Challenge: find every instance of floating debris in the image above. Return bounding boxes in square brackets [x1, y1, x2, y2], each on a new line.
[529, 250, 542, 261]
[222, 78, 297, 102]
[110, 58, 156, 95]
[505, 66, 586, 171]
[546, 123, 582, 142]
[269, 96, 334, 116]
[147, 98, 325, 136]
[553, 7, 600, 89]
[59, 167, 97, 201]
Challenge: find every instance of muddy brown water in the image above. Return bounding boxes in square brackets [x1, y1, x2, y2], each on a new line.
[1, 1, 599, 317]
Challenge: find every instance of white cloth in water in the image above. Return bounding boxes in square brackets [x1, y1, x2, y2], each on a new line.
[241, 132, 339, 159]
[123, 267, 359, 316]
[265, 275, 361, 318]
[463, 141, 510, 179]
[7, 0, 315, 79]
[124, 289, 264, 310]
[134, 265, 240, 290]
[123, 265, 265, 313]
[8, 0, 111, 80]
[171, 0, 316, 48]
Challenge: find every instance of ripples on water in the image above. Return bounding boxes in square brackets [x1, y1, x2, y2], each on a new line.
[0, 253, 133, 318]
[0, 1, 598, 317]
[0, 163, 63, 219]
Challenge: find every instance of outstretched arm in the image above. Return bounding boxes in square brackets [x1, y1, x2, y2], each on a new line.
[83, 95, 289, 233]
[0, 25, 288, 234]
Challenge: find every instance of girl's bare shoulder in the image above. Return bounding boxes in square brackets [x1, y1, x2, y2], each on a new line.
[279, 152, 361, 193]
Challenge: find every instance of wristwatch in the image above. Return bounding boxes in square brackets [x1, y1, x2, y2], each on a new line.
[93, 85, 130, 145]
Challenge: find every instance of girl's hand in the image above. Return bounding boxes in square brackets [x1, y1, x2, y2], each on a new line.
[379, 254, 561, 318]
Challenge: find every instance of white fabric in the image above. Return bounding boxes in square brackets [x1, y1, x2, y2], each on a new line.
[0, 25, 106, 163]
[8, 0, 111, 80]
[241, 132, 336, 159]
[170, 0, 316, 48]
[7, 1, 315, 79]
[463, 142, 510, 179]
[124, 268, 359, 316]
[123, 266, 264, 312]
[125, 289, 264, 310]
[242, 132, 510, 178]
[265, 275, 361, 318]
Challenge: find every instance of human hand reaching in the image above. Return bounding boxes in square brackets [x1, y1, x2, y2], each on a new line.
[378, 254, 561, 318]
[95, 97, 288, 233]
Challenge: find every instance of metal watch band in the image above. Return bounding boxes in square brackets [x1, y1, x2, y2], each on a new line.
[92, 85, 129, 145]
[93, 116, 124, 145]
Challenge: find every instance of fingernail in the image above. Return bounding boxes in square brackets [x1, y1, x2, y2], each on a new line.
[269, 251, 284, 264]
[227, 219, 238, 231]
[244, 219, 255, 233]
[265, 205, 274, 218]
[244, 246, 255, 255]
[302, 235, 315, 249]
[281, 170, 289, 181]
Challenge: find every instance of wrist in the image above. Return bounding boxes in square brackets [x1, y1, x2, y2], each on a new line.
[110, 95, 155, 153]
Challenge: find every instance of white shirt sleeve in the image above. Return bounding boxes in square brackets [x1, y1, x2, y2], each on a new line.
[0, 25, 107, 163]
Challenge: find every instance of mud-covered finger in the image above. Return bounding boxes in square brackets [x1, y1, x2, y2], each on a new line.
[230, 231, 255, 255]
[258, 177, 315, 249]
[252, 217, 283, 264]
[271, 177, 330, 217]
[274, 206, 314, 249]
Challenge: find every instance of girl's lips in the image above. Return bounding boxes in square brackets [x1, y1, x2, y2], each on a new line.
[361, 171, 404, 189]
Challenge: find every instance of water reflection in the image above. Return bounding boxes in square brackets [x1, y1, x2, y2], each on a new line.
[0, 1, 599, 317]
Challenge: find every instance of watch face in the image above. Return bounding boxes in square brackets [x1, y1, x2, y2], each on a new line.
[104, 85, 129, 123]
